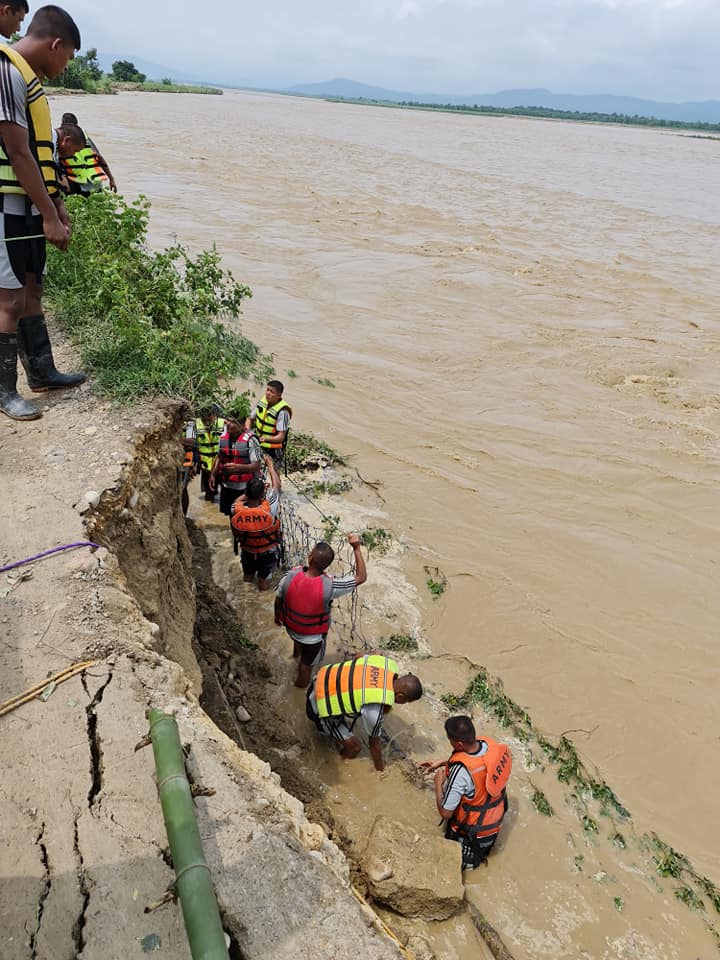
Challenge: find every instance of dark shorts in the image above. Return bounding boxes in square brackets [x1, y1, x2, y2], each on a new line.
[0, 211, 46, 289]
[240, 549, 276, 581]
[445, 795, 508, 869]
[220, 484, 245, 516]
[297, 635, 326, 666]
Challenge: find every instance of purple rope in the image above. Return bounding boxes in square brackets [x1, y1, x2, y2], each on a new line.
[0, 541, 101, 573]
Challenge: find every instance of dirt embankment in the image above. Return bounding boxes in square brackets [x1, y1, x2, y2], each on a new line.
[0, 331, 407, 960]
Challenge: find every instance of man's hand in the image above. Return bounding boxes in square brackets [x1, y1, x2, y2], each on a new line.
[208, 474, 217, 492]
[53, 198, 72, 236]
[417, 759, 445, 774]
[43, 211, 70, 251]
[347, 533, 361, 549]
[109, 176, 117, 193]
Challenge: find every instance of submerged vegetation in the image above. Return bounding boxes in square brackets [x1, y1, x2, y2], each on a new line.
[381, 634, 419, 653]
[285, 431, 346, 472]
[46, 192, 269, 407]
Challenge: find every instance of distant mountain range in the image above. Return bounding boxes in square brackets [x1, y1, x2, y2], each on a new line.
[285, 78, 720, 124]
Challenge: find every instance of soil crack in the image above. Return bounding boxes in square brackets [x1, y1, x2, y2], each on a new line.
[85, 666, 114, 810]
[71, 811, 90, 956]
[29, 822, 51, 960]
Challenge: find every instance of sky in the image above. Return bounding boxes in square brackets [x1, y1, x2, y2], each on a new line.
[60, 0, 717, 101]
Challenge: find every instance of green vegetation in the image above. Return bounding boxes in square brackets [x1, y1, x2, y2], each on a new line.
[45, 192, 270, 407]
[46, 47, 112, 93]
[531, 787, 554, 817]
[581, 814, 599, 836]
[224, 392, 251, 422]
[286, 369, 298, 378]
[111, 59, 146, 83]
[284, 431, 346, 472]
[613, 896, 625, 912]
[381, 634, 419, 653]
[327, 96, 720, 132]
[675, 887, 705, 912]
[649, 834, 691, 879]
[360, 527, 393, 554]
[321, 515, 341, 541]
[135, 81, 223, 95]
[612, 832, 627, 850]
[226, 623, 256, 651]
[299, 478, 353, 498]
[424, 566, 447, 598]
[47, 49, 221, 95]
[312, 376, 336, 388]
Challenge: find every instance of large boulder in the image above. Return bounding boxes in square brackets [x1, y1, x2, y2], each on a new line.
[359, 816, 464, 920]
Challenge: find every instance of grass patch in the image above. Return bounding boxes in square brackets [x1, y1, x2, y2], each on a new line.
[531, 788, 554, 817]
[46, 193, 270, 408]
[424, 565, 447, 599]
[381, 634, 419, 653]
[299, 478, 353, 498]
[285, 431, 346, 472]
[360, 527, 393, 554]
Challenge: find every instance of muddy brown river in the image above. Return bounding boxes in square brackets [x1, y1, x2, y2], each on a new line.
[53, 90, 720, 956]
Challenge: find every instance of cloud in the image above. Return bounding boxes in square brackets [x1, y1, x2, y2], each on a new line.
[59, 0, 719, 100]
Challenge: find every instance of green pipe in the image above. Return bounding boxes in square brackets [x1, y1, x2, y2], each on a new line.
[148, 709, 230, 960]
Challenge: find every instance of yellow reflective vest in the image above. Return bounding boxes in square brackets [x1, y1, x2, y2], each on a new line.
[62, 145, 106, 192]
[315, 655, 399, 719]
[195, 417, 225, 472]
[0, 45, 59, 198]
[254, 398, 291, 449]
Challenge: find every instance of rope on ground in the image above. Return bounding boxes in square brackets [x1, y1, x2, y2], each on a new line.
[0, 541, 101, 573]
[0, 660, 97, 718]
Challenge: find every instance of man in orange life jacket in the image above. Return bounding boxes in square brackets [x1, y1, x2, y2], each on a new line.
[274, 535, 367, 689]
[420, 715, 512, 870]
[230, 454, 281, 591]
[209, 416, 262, 516]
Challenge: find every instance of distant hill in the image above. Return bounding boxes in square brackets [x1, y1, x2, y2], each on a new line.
[285, 78, 720, 124]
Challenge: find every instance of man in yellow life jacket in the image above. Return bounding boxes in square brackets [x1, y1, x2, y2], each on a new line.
[0, 1, 28, 40]
[192, 407, 225, 501]
[275, 535, 367, 689]
[306, 653, 423, 772]
[59, 111, 116, 192]
[230, 454, 282, 591]
[0, 6, 85, 421]
[56, 121, 108, 197]
[250, 379, 291, 466]
[420, 715, 512, 870]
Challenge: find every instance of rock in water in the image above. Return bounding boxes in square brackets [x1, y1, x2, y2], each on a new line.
[359, 815, 464, 920]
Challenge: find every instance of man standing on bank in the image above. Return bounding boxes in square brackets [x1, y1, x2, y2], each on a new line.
[250, 379, 291, 466]
[0, 6, 86, 421]
[420, 715, 512, 869]
[306, 653, 422, 772]
[275, 535, 367, 688]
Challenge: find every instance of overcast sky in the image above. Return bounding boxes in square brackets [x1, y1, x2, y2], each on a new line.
[61, 0, 716, 101]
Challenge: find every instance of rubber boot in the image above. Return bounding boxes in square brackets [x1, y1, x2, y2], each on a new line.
[0, 332, 41, 420]
[17, 314, 86, 391]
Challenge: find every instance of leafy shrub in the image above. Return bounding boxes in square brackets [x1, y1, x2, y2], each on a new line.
[46, 193, 271, 407]
[284, 431, 346, 471]
[381, 634, 419, 653]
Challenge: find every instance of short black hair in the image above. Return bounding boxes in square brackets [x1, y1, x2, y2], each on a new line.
[267, 379, 284, 394]
[396, 674, 423, 702]
[61, 111, 78, 124]
[58, 121, 84, 147]
[246, 477, 265, 500]
[9, 1, 30, 13]
[311, 541, 334, 571]
[27, 5, 81, 49]
[444, 715, 476, 744]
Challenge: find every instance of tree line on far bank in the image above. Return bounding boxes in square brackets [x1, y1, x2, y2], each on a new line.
[329, 97, 720, 133]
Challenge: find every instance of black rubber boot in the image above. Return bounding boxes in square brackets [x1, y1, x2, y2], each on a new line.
[17, 314, 86, 392]
[0, 332, 41, 420]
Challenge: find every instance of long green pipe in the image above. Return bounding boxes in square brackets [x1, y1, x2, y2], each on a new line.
[148, 709, 230, 960]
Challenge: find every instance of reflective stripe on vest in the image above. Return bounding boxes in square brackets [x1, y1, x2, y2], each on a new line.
[447, 739, 512, 840]
[195, 418, 225, 472]
[314, 655, 398, 719]
[230, 499, 281, 553]
[0, 45, 59, 198]
[280, 567, 333, 635]
[255, 398, 291, 449]
[218, 432, 254, 485]
[62, 146, 106, 190]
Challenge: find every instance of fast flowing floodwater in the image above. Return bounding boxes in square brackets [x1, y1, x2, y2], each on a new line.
[55, 89, 719, 908]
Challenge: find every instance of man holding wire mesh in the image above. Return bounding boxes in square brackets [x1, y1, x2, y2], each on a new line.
[275, 535, 367, 688]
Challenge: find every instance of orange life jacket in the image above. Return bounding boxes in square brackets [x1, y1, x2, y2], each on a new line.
[446, 738, 512, 840]
[218, 432, 254, 485]
[280, 567, 333, 635]
[230, 499, 281, 553]
[183, 449, 194, 469]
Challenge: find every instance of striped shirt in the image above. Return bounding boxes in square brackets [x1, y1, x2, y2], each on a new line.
[441, 741, 489, 812]
[0, 56, 38, 216]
